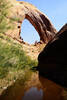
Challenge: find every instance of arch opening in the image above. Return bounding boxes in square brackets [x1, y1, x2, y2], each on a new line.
[20, 19, 40, 44]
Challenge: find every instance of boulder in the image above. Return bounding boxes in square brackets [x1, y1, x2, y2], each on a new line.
[37, 24, 67, 87]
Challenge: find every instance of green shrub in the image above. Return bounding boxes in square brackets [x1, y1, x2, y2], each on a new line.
[0, 33, 37, 78]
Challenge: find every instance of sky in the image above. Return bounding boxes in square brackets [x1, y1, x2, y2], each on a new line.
[17, 0, 67, 44]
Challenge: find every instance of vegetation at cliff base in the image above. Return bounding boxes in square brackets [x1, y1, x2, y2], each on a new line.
[0, 33, 37, 79]
[0, 33, 37, 93]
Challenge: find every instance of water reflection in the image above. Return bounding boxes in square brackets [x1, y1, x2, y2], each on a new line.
[22, 87, 43, 100]
[0, 71, 67, 100]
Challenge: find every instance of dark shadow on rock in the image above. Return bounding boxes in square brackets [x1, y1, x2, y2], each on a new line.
[37, 24, 67, 88]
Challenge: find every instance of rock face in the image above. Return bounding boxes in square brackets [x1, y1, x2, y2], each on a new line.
[6, 0, 57, 43]
[38, 24, 67, 87]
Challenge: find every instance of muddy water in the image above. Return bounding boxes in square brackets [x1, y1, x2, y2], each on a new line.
[0, 71, 67, 100]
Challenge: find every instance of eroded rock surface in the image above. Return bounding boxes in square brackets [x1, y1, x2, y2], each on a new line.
[6, 0, 57, 43]
[38, 24, 67, 87]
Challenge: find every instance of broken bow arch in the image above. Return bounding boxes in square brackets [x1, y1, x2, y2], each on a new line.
[7, 1, 57, 43]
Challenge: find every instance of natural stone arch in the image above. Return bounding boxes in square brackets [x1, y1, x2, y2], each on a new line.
[6, 0, 57, 43]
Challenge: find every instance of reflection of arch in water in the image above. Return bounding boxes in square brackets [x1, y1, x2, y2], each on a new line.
[22, 87, 43, 100]
[0, 71, 65, 100]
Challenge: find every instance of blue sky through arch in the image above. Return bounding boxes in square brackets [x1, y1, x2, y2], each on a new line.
[20, 19, 40, 44]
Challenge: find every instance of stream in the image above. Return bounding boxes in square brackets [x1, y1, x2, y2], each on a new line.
[0, 70, 67, 100]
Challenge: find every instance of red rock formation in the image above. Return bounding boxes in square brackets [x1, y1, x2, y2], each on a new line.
[6, 1, 57, 43]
